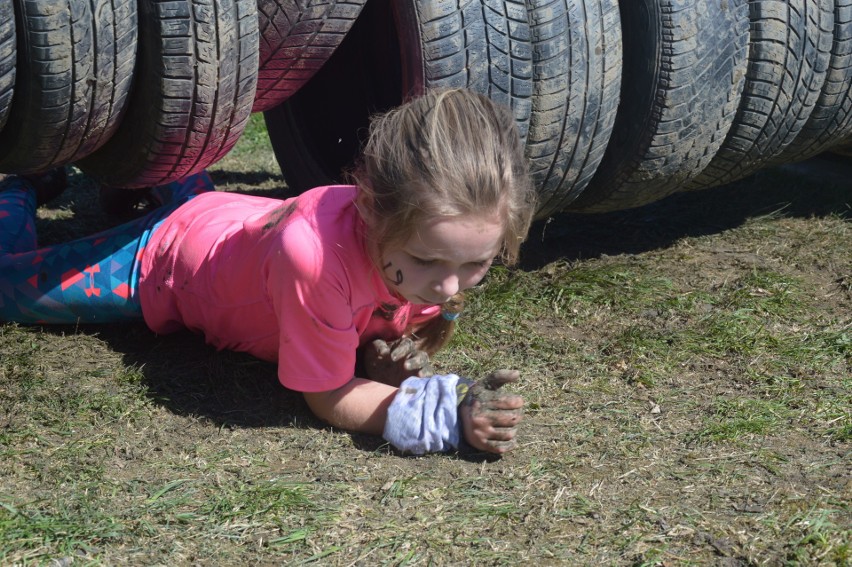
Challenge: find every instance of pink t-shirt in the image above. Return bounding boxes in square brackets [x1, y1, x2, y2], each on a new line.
[139, 185, 439, 393]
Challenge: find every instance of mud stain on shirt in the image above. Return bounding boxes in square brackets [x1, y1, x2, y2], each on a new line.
[262, 202, 298, 233]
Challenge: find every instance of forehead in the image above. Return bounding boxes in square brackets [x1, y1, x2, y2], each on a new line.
[404, 214, 504, 260]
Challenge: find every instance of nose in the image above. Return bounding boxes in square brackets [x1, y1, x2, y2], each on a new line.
[432, 272, 460, 299]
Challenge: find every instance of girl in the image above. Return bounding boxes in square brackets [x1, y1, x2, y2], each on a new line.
[0, 89, 537, 455]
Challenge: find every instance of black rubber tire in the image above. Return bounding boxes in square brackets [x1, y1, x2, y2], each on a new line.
[263, 0, 534, 194]
[568, 0, 751, 213]
[77, 0, 259, 188]
[687, 0, 835, 190]
[0, 0, 14, 134]
[828, 133, 852, 156]
[526, 0, 622, 218]
[252, 0, 368, 113]
[396, 0, 534, 136]
[0, 0, 137, 174]
[98, 185, 153, 217]
[774, 0, 852, 163]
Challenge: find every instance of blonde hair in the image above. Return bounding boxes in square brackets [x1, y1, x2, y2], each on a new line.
[352, 88, 536, 267]
[350, 89, 536, 354]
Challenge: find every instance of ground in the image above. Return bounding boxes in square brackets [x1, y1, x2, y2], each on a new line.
[0, 115, 849, 565]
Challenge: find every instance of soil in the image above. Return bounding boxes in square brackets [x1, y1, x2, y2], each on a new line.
[0, 150, 849, 564]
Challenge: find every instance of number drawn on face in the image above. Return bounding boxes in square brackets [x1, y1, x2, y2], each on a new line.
[382, 261, 404, 285]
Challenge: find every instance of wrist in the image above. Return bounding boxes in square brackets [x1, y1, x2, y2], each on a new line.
[455, 376, 474, 406]
[382, 374, 467, 454]
[454, 376, 477, 452]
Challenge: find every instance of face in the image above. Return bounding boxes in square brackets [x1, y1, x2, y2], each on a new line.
[378, 214, 504, 305]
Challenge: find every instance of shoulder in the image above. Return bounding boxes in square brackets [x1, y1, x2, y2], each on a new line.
[298, 185, 360, 222]
[266, 186, 368, 283]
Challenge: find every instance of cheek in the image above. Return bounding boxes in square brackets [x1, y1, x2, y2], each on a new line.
[383, 255, 424, 289]
[461, 265, 491, 289]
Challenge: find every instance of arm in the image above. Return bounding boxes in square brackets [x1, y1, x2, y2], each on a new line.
[303, 371, 524, 454]
[302, 377, 398, 435]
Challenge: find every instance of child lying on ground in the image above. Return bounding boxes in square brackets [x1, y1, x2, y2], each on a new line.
[0, 89, 537, 455]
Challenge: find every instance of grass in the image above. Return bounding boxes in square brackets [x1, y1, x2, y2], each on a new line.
[0, 115, 850, 564]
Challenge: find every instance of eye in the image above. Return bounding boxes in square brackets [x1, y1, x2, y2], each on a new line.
[410, 255, 435, 266]
[469, 259, 492, 269]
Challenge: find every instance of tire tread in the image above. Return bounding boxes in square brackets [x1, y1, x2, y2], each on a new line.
[253, 0, 367, 112]
[78, 0, 259, 188]
[689, 0, 834, 189]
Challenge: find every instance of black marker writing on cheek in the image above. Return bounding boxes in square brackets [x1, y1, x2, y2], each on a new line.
[382, 261, 404, 285]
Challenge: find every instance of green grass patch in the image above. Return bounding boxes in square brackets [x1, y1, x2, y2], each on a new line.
[2, 123, 850, 564]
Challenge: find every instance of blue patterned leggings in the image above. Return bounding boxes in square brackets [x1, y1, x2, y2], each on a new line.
[0, 172, 214, 324]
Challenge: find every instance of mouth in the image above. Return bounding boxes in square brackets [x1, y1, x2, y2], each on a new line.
[417, 295, 450, 306]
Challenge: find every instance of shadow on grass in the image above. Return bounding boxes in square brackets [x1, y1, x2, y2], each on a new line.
[33, 322, 506, 459]
[520, 155, 852, 270]
[21, 156, 850, 450]
[41, 321, 318, 430]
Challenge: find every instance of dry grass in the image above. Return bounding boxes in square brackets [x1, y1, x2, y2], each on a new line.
[1, 117, 849, 565]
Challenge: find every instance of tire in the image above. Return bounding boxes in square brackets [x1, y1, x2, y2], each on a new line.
[828, 133, 852, 156]
[0, 0, 14, 134]
[397, 0, 534, 136]
[687, 0, 835, 190]
[0, 0, 137, 174]
[252, 0, 368, 113]
[568, 0, 750, 213]
[774, 0, 852, 163]
[526, 0, 622, 218]
[77, 0, 259, 188]
[264, 0, 534, 194]
[98, 185, 153, 217]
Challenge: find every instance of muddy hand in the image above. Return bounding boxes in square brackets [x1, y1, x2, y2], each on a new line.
[460, 369, 524, 454]
[363, 337, 435, 385]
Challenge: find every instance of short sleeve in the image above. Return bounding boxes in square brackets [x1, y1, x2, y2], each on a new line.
[264, 220, 360, 393]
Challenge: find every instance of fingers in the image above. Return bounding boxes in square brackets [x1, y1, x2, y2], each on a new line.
[365, 337, 435, 384]
[460, 370, 525, 454]
[371, 338, 390, 358]
[477, 393, 524, 411]
[488, 439, 518, 453]
[370, 338, 421, 363]
[462, 402, 524, 454]
[466, 388, 524, 411]
[403, 350, 430, 370]
[389, 337, 416, 362]
[481, 369, 520, 391]
[466, 424, 519, 453]
[469, 405, 523, 430]
[475, 408, 523, 428]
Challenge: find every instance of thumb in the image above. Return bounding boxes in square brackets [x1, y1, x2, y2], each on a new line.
[481, 369, 520, 391]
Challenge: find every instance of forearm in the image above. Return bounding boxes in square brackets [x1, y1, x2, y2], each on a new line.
[302, 372, 524, 456]
[303, 374, 467, 454]
[302, 377, 397, 435]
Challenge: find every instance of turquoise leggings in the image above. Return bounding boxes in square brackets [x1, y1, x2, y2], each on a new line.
[0, 173, 213, 324]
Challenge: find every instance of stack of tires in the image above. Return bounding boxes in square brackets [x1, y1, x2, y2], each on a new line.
[0, 0, 259, 188]
[0, 0, 850, 219]
[0, 0, 367, 189]
[264, 0, 624, 218]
